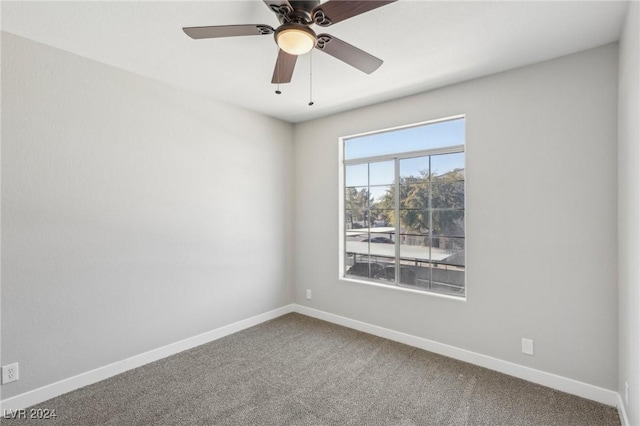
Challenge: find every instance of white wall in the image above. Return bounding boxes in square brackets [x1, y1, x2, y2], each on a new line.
[0, 32, 294, 399]
[618, 1, 640, 424]
[294, 44, 619, 390]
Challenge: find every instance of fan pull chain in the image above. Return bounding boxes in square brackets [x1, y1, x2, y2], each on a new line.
[275, 47, 282, 95]
[308, 49, 314, 106]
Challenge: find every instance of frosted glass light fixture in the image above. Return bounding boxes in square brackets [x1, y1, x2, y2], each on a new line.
[275, 24, 316, 55]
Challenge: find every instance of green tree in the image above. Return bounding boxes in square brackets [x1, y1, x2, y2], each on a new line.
[374, 169, 464, 240]
[430, 170, 464, 238]
[345, 187, 373, 228]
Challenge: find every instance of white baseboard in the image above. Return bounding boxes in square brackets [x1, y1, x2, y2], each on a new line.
[617, 393, 630, 426]
[0, 304, 294, 412]
[1, 303, 625, 421]
[293, 304, 621, 409]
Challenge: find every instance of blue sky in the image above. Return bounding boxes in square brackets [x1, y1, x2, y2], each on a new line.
[345, 119, 465, 193]
[344, 118, 465, 160]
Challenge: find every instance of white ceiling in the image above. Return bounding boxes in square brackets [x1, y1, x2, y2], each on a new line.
[1, 1, 629, 123]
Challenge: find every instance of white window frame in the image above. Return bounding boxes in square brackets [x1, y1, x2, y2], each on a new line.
[338, 115, 466, 300]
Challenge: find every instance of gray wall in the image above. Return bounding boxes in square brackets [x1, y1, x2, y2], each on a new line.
[293, 44, 619, 390]
[1, 32, 294, 399]
[618, 2, 640, 424]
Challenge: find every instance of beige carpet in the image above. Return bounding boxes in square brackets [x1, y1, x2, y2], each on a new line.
[3, 313, 620, 425]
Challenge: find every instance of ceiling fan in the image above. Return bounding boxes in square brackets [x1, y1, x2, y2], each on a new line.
[183, 1, 397, 86]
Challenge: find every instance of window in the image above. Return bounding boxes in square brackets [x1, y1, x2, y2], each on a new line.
[341, 116, 465, 297]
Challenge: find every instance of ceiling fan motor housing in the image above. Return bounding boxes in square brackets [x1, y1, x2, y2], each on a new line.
[289, 1, 320, 12]
[273, 0, 323, 25]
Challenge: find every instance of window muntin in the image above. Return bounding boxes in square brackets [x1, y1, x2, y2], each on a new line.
[342, 117, 465, 297]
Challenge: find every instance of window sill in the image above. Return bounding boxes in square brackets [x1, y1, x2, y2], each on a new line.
[339, 276, 467, 302]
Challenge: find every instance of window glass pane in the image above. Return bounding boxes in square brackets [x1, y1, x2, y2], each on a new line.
[431, 152, 465, 179]
[345, 187, 371, 228]
[431, 181, 464, 209]
[364, 234, 395, 245]
[398, 262, 464, 296]
[380, 264, 418, 286]
[400, 156, 429, 179]
[345, 256, 394, 281]
[369, 160, 394, 186]
[398, 265, 417, 286]
[435, 237, 465, 267]
[345, 210, 356, 231]
[369, 209, 393, 228]
[369, 185, 392, 207]
[372, 256, 396, 282]
[345, 235, 368, 256]
[345, 118, 465, 160]
[410, 261, 432, 291]
[345, 260, 378, 279]
[431, 210, 464, 237]
[371, 186, 394, 212]
[346, 213, 369, 234]
[400, 234, 430, 261]
[367, 235, 395, 257]
[399, 184, 430, 210]
[400, 209, 430, 234]
[345, 189, 370, 213]
[344, 252, 357, 275]
[431, 267, 465, 296]
[345, 163, 368, 187]
[376, 265, 396, 282]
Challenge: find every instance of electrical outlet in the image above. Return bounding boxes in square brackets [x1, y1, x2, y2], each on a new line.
[306, 289, 312, 300]
[521, 338, 534, 355]
[625, 381, 629, 406]
[2, 363, 19, 384]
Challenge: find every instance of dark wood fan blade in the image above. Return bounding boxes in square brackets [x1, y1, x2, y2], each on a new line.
[271, 49, 298, 84]
[315, 34, 383, 74]
[312, 0, 396, 26]
[183, 24, 274, 39]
